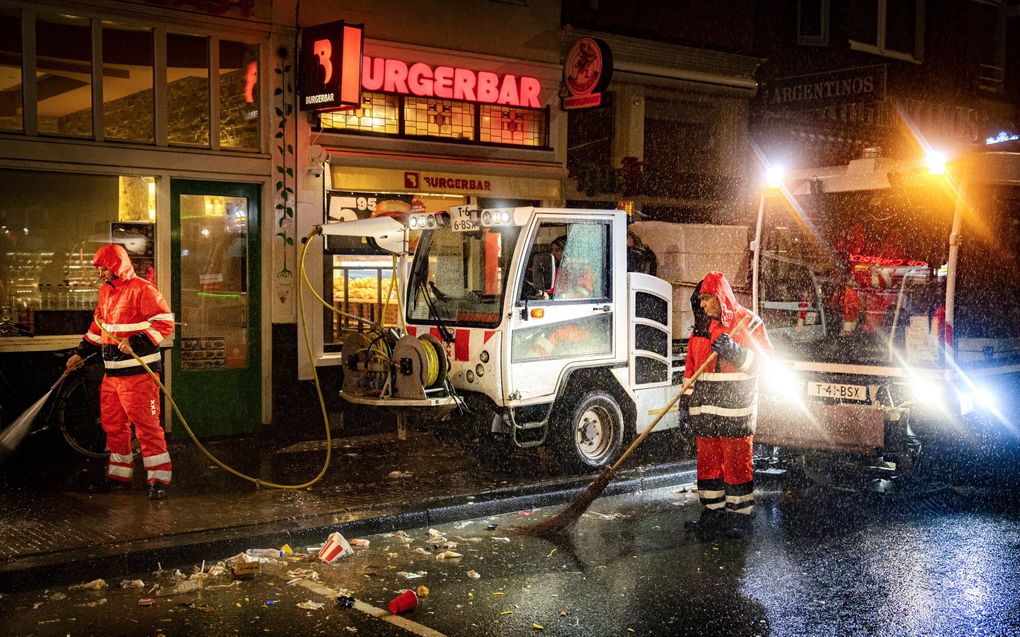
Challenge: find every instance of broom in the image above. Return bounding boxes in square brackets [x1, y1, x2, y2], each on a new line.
[517, 313, 754, 537]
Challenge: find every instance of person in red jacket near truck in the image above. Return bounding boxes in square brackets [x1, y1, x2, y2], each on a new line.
[65, 244, 175, 500]
[682, 271, 772, 540]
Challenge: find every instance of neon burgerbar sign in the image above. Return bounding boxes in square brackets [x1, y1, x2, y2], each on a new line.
[361, 56, 542, 108]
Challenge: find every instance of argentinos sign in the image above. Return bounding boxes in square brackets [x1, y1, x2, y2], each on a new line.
[300, 21, 364, 111]
[562, 37, 613, 110]
[768, 65, 886, 112]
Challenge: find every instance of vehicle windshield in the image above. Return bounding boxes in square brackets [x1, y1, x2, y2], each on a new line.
[407, 225, 521, 328]
[759, 181, 952, 366]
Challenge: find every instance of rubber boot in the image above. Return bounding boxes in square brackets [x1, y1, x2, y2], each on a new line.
[684, 508, 724, 541]
[722, 513, 753, 539]
[148, 482, 169, 500]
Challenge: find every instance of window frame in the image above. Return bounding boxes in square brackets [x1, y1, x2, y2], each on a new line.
[849, 0, 926, 64]
[797, 0, 831, 47]
[316, 90, 551, 150]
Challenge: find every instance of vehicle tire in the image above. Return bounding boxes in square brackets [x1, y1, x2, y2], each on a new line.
[56, 375, 107, 459]
[552, 391, 624, 471]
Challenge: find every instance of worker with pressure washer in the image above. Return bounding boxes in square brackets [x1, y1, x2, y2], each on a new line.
[682, 271, 772, 540]
[65, 244, 175, 500]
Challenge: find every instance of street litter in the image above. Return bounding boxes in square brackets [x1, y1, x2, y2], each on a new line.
[204, 581, 242, 591]
[584, 511, 626, 520]
[120, 579, 145, 589]
[436, 550, 463, 560]
[69, 578, 107, 591]
[336, 589, 356, 608]
[388, 589, 418, 614]
[297, 600, 325, 610]
[138, 598, 156, 606]
[265, 600, 278, 606]
[350, 538, 370, 547]
[547, 548, 557, 558]
[517, 510, 534, 516]
[413, 547, 431, 556]
[207, 564, 225, 577]
[319, 532, 355, 563]
[75, 598, 107, 608]
[466, 570, 481, 580]
[245, 548, 286, 559]
[182, 602, 215, 613]
[231, 560, 261, 580]
[416, 585, 430, 597]
[427, 529, 445, 541]
[305, 544, 326, 554]
[286, 568, 320, 583]
[156, 580, 203, 597]
[532, 624, 545, 630]
[396, 571, 427, 579]
[32, 601, 45, 609]
[387, 470, 413, 478]
[491, 537, 511, 543]
[49, 593, 66, 601]
[486, 523, 498, 530]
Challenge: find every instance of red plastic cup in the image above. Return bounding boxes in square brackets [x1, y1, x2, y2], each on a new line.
[388, 589, 418, 614]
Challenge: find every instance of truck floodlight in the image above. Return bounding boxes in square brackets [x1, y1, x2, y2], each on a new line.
[409, 216, 419, 229]
[766, 165, 785, 189]
[926, 150, 947, 176]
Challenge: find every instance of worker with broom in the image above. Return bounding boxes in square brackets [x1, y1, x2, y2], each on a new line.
[683, 271, 772, 540]
[65, 244, 175, 500]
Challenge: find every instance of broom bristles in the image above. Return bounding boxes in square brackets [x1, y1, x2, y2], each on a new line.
[512, 467, 616, 536]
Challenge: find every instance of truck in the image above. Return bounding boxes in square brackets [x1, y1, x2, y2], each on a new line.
[750, 148, 1020, 484]
[320, 206, 750, 470]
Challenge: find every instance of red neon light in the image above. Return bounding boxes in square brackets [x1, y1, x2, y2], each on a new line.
[340, 25, 362, 105]
[243, 61, 257, 103]
[361, 56, 541, 108]
[314, 39, 333, 84]
[849, 254, 927, 268]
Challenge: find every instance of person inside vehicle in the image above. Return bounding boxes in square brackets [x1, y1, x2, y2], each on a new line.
[548, 235, 595, 299]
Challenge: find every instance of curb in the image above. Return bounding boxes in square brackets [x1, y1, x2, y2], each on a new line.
[0, 461, 696, 591]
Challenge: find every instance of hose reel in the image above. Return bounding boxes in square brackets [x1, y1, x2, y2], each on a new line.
[391, 333, 449, 399]
[341, 330, 449, 400]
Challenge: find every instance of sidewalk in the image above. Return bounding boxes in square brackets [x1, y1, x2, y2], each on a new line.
[0, 428, 695, 590]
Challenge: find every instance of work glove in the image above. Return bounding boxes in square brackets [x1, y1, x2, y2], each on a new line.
[711, 333, 748, 368]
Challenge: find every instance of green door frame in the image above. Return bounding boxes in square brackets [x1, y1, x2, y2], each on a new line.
[170, 180, 261, 437]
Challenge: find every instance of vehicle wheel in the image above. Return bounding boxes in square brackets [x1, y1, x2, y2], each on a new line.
[56, 376, 107, 459]
[552, 391, 624, 471]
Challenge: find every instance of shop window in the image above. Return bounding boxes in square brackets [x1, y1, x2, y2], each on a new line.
[849, 0, 925, 62]
[102, 22, 154, 142]
[325, 258, 399, 351]
[219, 40, 259, 150]
[0, 8, 22, 132]
[405, 97, 474, 140]
[0, 170, 157, 336]
[36, 14, 93, 137]
[318, 91, 547, 148]
[167, 33, 210, 146]
[479, 105, 545, 146]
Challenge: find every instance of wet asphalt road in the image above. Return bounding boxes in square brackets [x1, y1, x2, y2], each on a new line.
[2, 477, 1018, 637]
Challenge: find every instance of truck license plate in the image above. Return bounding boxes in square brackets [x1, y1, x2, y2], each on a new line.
[449, 206, 480, 232]
[806, 381, 868, 401]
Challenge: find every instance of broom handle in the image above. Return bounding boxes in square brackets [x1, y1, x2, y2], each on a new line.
[608, 313, 755, 473]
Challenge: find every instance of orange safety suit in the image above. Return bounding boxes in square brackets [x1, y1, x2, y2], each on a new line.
[74, 245, 175, 486]
[683, 272, 772, 519]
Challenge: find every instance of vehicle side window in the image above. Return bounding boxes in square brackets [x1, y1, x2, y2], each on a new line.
[519, 221, 610, 302]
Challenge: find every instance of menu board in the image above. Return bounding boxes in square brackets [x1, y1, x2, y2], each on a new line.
[181, 336, 226, 371]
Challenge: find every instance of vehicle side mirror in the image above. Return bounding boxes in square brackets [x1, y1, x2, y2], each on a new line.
[529, 252, 555, 293]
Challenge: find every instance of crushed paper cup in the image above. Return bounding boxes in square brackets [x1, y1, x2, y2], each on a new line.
[319, 532, 354, 563]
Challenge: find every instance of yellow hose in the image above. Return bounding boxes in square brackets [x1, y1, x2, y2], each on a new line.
[93, 227, 332, 490]
[420, 337, 440, 388]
